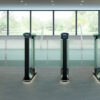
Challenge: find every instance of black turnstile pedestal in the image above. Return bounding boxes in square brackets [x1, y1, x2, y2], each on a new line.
[61, 33, 69, 82]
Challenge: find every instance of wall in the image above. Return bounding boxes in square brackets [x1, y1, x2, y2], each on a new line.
[0, 36, 99, 67]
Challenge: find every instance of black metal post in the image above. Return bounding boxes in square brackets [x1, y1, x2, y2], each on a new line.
[61, 33, 69, 82]
[23, 33, 30, 81]
[24, 37, 30, 80]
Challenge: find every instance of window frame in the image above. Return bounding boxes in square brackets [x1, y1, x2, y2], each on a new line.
[0, 10, 99, 36]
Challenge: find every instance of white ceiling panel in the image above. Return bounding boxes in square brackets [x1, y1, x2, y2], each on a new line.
[0, 0, 100, 10]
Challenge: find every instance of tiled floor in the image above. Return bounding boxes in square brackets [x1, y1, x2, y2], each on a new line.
[0, 66, 100, 100]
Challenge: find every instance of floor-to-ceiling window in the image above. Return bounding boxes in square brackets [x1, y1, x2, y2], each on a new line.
[0, 10, 99, 36]
[9, 11, 30, 35]
[32, 11, 53, 35]
[77, 11, 98, 35]
[0, 11, 7, 35]
[54, 11, 75, 35]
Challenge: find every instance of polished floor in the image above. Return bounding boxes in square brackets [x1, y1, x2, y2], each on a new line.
[0, 66, 100, 100]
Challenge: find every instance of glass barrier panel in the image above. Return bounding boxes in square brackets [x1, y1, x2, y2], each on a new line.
[48, 38, 61, 67]
[97, 39, 100, 68]
[35, 38, 47, 67]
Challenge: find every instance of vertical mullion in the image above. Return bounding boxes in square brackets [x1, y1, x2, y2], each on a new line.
[53, 10, 54, 36]
[75, 10, 77, 36]
[98, 10, 100, 34]
[7, 10, 9, 36]
[30, 10, 32, 34]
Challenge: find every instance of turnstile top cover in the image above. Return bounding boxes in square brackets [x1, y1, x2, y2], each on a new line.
[61, 33, 69, 39]
[23, 33, 31, 38]
[23, 33, 36, 39]
[93, 34, 100, 39]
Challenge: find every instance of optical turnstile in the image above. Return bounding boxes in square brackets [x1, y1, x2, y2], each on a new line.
[23, 33, 36, 82]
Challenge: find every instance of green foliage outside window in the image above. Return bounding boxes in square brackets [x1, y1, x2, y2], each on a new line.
[78, 11, 98, 35]
[0, 11, 7, 35]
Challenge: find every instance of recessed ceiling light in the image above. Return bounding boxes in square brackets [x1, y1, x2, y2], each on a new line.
[20, 0, 24, 3]
[51, 0, 55, 3]
[81, 0, 85, 3]
[80, 3, 83, 5]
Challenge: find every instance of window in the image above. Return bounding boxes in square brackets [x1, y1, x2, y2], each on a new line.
[55, 11, 75, 35]
[0, 11, 7, 35]
[32, 11, 53, 35]
[9, 11, 30, 35]
[77, 11, 98, 35]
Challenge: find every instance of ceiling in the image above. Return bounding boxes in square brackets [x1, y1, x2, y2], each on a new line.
[0, 0, 100, 10]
